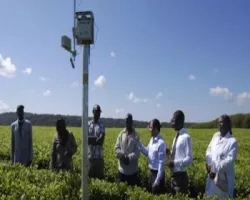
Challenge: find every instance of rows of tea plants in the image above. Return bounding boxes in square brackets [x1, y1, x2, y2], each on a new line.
[0, 125, 249, 199]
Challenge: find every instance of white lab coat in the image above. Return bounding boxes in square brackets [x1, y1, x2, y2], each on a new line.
[205, 131, 238, 199]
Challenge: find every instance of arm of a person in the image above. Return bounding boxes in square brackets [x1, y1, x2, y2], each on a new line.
[206, 133, 217, 166]
[128, 139, 140, 161]
[50, 139, 57, 169]
[66, 133, 77, 155]
[215, 140, 238, 173]
[138, 139, 149, 157]
[154, 142, 167, 185]
[28, 123, 33, 163]
[114, 133, 124, 159]
[173, 136, 193, 168]
[96, 123, 105, 145]
[11, 125, 15, 163]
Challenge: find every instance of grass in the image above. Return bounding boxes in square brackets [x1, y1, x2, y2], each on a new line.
[0, 126, 249, 199]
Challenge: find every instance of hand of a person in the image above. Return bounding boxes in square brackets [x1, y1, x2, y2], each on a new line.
[209, 172, 216, 179]
[206, 164, 211, 174]
[120, 155, 130, 165]
[168, 161, 174, 168]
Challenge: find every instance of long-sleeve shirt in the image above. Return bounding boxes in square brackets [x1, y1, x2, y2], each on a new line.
[205, 131, 238, 198]
[114, 128, 140, 175]
[138, 133, 167, 185]
[88, 119, 105, 159]
[170, 128, 193, 172]
[11, 119, 33, 165]
[50, 131, 77, 171]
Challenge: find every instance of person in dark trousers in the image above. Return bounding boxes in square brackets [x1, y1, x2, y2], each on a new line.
[50, 118, 77, 171]
[137, 119, 167, 194]
[11, 105, 33, 167]
[168, 110, 193, 195]
[115, 113, 140, 186]
[88, 104, 105, 179]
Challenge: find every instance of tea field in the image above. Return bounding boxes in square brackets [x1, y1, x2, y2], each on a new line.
[0, 126, 249, 200]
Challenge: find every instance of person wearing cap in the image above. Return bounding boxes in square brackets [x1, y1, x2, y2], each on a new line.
[50, 118, 77, 171]
[10, 105, 33, 166]
[205, 114, 238, 199]
[114, 113, 140, 186]
[136, 119, 167, 194]
[168, 110, 193, 195]
[88, 104, 105, 179]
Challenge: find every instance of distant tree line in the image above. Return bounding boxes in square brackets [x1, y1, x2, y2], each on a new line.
[190, 113, 250, 129]
[0, 112, 195, 128]
[0, 112, 249, 128]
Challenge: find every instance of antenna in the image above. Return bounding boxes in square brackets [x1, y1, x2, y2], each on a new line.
[61, 1, 95, 200]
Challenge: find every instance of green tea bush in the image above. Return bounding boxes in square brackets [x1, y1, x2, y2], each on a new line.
[0, 126, 249, 199]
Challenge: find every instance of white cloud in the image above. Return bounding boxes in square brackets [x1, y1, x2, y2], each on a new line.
[22, 68, 32, 75]
[94, 75, 106, 88]
[115, 108, 124, 114]
[188, 74, 196, 80]
[156, 103, 161, 108]
[127, 92, 148, 103]
[0, 101, 10, 113]
[0, 54, 17, 77]
[156, 92, 163, 100]
[39, 77, 46, 81]
[236, 92, 250, 106]
[43, 89, 51, 96]
[110, 51, 116, 57]
[71, 81, 80, 87]
[209, 86, 233, 100]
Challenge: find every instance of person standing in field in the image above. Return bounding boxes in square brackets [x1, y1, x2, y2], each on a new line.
[88, 104, 106, 179]
[11, 105, 33, 167]
[205, 114, 238, 199]
[168, 110, 193, 195]
[114, 113, 140, 186]
[136, 119, 167, 194]
[50, 118, 77, 171]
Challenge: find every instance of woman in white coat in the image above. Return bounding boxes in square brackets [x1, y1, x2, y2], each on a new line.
[205, 114, 238, 199]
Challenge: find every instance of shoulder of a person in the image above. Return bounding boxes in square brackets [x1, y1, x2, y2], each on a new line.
[24, 119, 32, 125]
[11, 120, 18, 127]
[158, 136, 166, 145]
[228, 136, 237, 145]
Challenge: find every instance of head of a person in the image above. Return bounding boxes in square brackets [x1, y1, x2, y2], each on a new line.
[148, 118, 161, 136]
[218, 114, 232, 136]
[171, 110, 185, 131]
[16, 105, 24, 120]
[125, 113, 133, 131]
[93, 104, 101, 121]
[56, 118, 66, 133]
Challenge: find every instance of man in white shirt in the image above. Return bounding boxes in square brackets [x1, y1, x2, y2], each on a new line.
[115, 113, 140, 186]
[205, 114, 238, 199]
[168, 110, 193, 195]
[137, 119, 167, 194]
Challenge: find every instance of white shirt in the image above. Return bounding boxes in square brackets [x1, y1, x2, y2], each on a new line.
[205, 131, 238, 198]
[139, 133, 167, 184]
[170, 128, 193, 172]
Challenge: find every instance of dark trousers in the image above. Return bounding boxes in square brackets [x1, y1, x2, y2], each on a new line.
[148, 169, 165, 194]
[117, 172, 139, 186]
[88, 159, 104, 179]
[171, 171, 189, 195]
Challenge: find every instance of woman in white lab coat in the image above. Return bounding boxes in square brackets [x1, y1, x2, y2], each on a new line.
[205, 114, 238, 199]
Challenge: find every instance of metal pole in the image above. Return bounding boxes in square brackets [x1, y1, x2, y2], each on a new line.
[82, 44, 90, 200]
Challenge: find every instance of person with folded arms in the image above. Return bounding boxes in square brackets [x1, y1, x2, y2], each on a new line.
[88, 104, 106, 179]
[137, 119, 167, 194]
[115, 113, 140, 186]
[205, 114, 238, 199]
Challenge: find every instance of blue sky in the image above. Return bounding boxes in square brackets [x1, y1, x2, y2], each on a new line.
[0, 0, 250, 122]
